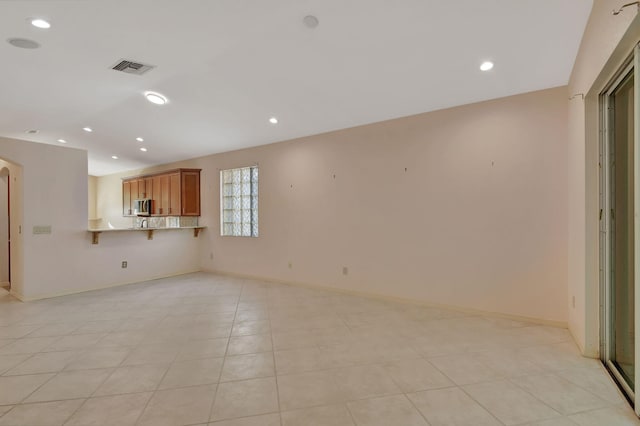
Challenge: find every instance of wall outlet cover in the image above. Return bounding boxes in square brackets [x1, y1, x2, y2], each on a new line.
[33, 225, 52, 235]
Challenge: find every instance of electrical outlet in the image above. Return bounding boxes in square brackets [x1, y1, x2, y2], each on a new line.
[288, 262, 292, 269]
[342, 266, 348, 275]
[121, 261, 128, 269]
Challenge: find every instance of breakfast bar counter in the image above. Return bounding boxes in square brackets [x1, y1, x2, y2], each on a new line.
[88, 226, 205, 244]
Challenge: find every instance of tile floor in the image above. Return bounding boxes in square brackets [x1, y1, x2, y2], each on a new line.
[0, 272, 636, 426]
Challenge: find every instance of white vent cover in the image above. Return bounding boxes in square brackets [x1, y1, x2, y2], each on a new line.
[111, 59, 155, 75]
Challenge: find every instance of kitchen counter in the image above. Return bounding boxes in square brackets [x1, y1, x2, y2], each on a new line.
[88, 226, 205, 244]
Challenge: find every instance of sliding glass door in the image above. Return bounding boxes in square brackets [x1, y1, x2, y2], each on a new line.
[601, 45, 640, 406]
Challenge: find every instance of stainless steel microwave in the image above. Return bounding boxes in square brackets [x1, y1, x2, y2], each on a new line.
[134, 199, 152, 216]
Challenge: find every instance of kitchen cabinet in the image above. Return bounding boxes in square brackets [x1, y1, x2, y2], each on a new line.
[181, 170, 200, 216]
[122, 178, 146, 216]
[169, 172, 181, 215]
[143, 177, 153, 199]
[151, 175, 162, 215]
[122, 180, 132, 216]
[122, 169, 200, 217]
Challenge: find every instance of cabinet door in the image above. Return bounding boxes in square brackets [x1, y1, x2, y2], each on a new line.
[130, 179, 140, 203]
[160, 174, 170, 215]
[122, 180, 132, 216]
[150, 176, 161, 215]
[181, 170, 200, 216]
[139, 179, 149, 199]
[169, 173, 181, 215]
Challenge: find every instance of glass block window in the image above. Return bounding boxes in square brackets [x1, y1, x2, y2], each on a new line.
[221, 166, 258, 237]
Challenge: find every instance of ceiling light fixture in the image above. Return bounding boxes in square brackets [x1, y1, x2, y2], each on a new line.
[30, 18, 51, 29]
[140, 147, 147, 152]
[57, 139, 67, 144]
[144, 91, 168, 105]
[136, 137, 144, 142]
[83, 127, 93, 132]
[111, 155, 118, 160]
[480, 61, 494, 71]
[269, 117, 278, 124]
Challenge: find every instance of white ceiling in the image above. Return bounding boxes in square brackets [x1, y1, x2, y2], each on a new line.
[0, 0, 593, 176]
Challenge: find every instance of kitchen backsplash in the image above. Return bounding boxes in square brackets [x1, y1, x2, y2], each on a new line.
[134, 216, 198, 228]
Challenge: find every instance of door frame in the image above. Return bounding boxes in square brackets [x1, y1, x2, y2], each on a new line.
[599, 43, 640, 412]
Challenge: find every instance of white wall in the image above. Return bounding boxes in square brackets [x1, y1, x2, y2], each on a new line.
[98, 86, 569, 323]
[0, 136, 200, 300]
[567, 1, 638, 355]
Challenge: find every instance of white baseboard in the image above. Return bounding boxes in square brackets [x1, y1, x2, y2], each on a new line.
[203, 267, 568, 329]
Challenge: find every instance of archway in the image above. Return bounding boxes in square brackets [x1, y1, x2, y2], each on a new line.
[0, 158, 22, 298]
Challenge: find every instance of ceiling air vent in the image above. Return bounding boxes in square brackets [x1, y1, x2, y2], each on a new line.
[111, 59, 155, 75]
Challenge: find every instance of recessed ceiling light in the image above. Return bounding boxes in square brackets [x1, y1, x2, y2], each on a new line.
[269, 117, 278, 124]
[303, 15, 319, 29]
[57, 139, 67, 144]
[7, 38, 40, 49]
[111, 155, 118, 160]
[30, 18, 51, 29]
[136, 137, 144, 142]
[140, 147, 147, 152]
[83, 127, 93, 132]
[144, 91, 168, 105]
[480, 61, 494, 71]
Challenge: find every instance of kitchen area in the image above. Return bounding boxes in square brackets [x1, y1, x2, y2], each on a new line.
[88, 167, 205, 245]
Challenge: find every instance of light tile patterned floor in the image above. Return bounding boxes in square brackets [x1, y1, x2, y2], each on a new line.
[0, 272, 637, 426]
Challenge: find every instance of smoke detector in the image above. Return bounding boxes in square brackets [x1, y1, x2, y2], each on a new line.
[111, 59, 155, 75]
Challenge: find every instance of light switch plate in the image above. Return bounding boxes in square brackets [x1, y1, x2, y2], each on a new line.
[33, 225, 52, 235]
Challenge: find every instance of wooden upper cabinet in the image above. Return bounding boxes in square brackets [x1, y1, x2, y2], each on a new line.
[159, 175, 170, 216]
[122, 169, 200, 217]
[137, 179, 146, 199]
[181, 170, 201, 216]
[169, 173, 181, 216]
[122, 180, 132, 216]
[151, 175, 162, 215]
[142, 177, 153, 200]
[130, 179, 139, 204]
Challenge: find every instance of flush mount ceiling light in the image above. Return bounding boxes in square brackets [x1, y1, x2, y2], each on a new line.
[29, 18, 51, 29]
[82, 127, 93, 132]
[111, 155, 118, 159]
[7, 38, 40, 49]
[140, 147, 147, 152]
[303, 15, 319, 28]
[269, 117, 278, 124]
[57, 139, 67, 144]
[144, 91, 168, 105]
[136, 137, 144, 142]
[480, 61, 494, 71]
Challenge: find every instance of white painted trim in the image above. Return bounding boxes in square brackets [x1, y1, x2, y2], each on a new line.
[204, 268, 569, 330]
[8, 288, 24, 301]
[634, 42, 640, 416]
